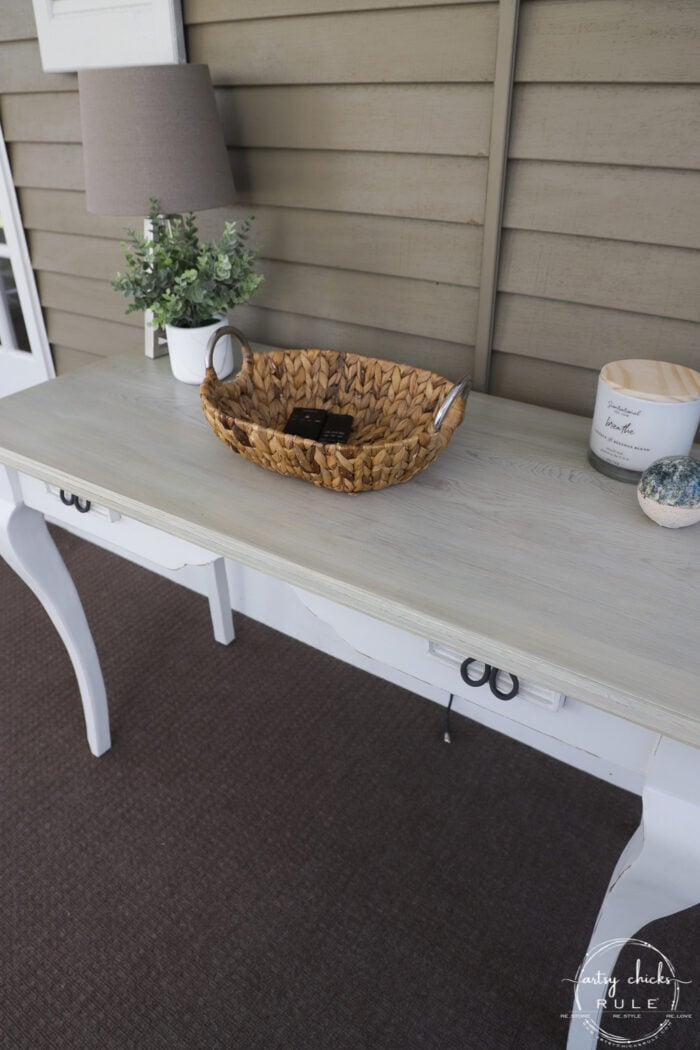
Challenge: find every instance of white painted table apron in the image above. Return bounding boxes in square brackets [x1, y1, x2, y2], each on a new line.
[0, 355, 697, 1048]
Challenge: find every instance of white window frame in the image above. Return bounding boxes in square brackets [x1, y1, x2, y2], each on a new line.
[0, 124, 55, 396]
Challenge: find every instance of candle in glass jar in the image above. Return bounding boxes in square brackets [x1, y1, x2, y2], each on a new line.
[588, 359, 700, 482]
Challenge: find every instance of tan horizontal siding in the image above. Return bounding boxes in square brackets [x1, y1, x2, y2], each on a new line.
[4, 84, 495, 158]
[232, 150, 487, 224]
[24, 192, 481, 299]
[217, 84, 493, 156]
[504, 162, 700, 251]
[185, 0, 488, 22]
[510, 85, 700, 170]
[189, 5, 498, 85]
[234, 304, 472, 381]
[3, 1, 495, 379]
[490, 353, 599, 417]
[10, 142, 84, 190]
[52, 346, 105, 374]
[499, 230, 700, 324]
[515, 0, 700, 84]
[6, 0, 697, 408]
[0, 5, 37, 41]
[256, 260, 478, 345]
[29, 231, 126, 282]
[2, 91, 81, 143]
[45, 310, 142, 358]
[0, 40, 74, 94]
[37, 273, 142, 328]
[198, 207, 483, 287]
[12, 144, 489, 225]
[19, 189, 136, 239]
[493, 295, 700, 373]
[495, 0, 700, 406]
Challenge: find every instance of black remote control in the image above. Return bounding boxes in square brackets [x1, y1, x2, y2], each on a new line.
[318, 413, 354, 444]
[284, 407, 327, 440]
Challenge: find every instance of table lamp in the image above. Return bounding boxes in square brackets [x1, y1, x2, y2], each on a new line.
[77, 63, 236, 361]
[77, 63, 234, 217]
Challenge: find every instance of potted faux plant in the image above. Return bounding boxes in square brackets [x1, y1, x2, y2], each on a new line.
[112, 199, 263, 383]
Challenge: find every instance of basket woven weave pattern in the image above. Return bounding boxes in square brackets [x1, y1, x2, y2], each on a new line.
[200, 347, 466, 493]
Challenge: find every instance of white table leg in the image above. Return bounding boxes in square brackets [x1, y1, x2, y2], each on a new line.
[0, 467, 110, 756]
[204, 557, 235, 645]
[567, 736, 700, 1049]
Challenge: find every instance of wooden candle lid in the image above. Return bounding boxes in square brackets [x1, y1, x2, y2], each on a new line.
[601, 360, 700, 403]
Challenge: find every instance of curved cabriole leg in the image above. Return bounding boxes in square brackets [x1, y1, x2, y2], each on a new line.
[567, 737, 700, 1049]
[0, 467, 110, 756]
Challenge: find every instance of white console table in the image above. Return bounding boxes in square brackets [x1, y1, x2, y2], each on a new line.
[0, 353, 697, 1049]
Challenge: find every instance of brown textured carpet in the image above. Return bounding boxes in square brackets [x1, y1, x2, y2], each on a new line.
[0, 527, 697, 1050]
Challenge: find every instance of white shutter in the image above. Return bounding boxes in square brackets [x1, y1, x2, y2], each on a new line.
[31, 0, 186, 72]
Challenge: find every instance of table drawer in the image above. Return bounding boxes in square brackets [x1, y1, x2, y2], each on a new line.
[19, 473, 219, 570]
[291, 587, 657, 792]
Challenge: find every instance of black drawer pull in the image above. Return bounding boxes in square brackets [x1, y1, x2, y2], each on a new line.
[460, 657, 491, 687]
[489, 668, 519, 701]
[446, 658, 521, 743]
[460, 658, 520, 701]
[59, 489, 91, 514]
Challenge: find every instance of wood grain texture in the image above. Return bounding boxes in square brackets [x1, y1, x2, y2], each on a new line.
[504, 161, 700, 250]
[216, 83, 493, 156]
[493, 294, 700, 372]
[0, 353, 697, 744]
[185, 0, 489, 21]
[255, 259, 479, 344]
[231, 150, 487, 224]
[188, 6, 498, 85]
[601, 359, 700, 403]
[516, 0, 700, 84]
[510, 84, 700, 169]
[499, 230, 700, 323]
[233, 304, 473, 381]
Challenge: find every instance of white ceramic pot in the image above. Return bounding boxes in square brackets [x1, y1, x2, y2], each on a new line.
[165, 317, 234, 384]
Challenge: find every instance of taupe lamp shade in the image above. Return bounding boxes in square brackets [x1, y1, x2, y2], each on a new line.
[78, 64, 235, 216]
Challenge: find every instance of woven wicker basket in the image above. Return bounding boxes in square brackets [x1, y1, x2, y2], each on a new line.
[200, 326, 470, 493]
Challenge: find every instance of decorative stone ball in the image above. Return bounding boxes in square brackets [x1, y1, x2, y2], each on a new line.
[637, 456, 700, 529]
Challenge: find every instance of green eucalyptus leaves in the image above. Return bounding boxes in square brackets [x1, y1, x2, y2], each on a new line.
[112, 199, 263, 329]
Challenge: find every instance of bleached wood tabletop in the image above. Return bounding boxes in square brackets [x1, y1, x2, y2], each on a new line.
[0, 352, 696, 745]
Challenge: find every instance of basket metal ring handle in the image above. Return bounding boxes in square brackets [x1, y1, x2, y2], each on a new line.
[433, 375, 472, 431]
[204, 325, 253, 378]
